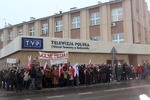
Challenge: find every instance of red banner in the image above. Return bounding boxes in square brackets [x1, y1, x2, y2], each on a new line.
[38, 51, 68, 59]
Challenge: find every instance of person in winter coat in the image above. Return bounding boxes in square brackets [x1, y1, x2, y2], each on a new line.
[125, 65, 131, 81]
[24, 69, 30, 89]
[3, 69, 10, 91]
[45, 69, 52, 88]
[36, 68, 43, 90]
[16, 69, 24, 93]
[116, 64, 123, 82]
[29, 67, 36, 90]
[136, 64, 142, 80]
[52, 66, 59, 87]
[68, 67, 74, 87]
[9, 69, 15, 91]
[131, 65, 136, 79]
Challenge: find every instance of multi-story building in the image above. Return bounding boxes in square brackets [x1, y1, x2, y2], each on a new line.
[0, 0, 150, 67]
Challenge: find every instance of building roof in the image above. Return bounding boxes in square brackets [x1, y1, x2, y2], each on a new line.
[0, 0, 123, 31]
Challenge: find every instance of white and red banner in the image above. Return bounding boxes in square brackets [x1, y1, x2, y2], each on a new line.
[59, 64, 63, 78]
[39, 51, 68, 59]
[27, 55, 32, 71]
[73, 63, 78, 77]
[44, 61, 48, 71]
[88, 59, 92, 68]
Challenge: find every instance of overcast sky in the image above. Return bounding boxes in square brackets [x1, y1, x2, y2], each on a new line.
[0, 0, 150, 29]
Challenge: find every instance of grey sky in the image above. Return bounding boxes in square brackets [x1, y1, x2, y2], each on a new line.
[0, 0, 150, 29]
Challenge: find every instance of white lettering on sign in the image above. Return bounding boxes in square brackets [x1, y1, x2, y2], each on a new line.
[38, 51, 68, 59]
[24, 39, 41, 47]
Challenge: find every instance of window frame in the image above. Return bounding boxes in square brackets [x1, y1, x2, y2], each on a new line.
[112, 33, 124, 43]
[90, 12, 100, 26]
[0, 34, 3, 42]
[29, 26, 34, 36]
[91, 36, 100, 41]
[111, 7, 123, 22]
[72, 16, 80, 29]
[8, 31, 13, 40]
[18, 29, 23, 36]
[42, 23, 48, 34]
[56, 20, 63, 32]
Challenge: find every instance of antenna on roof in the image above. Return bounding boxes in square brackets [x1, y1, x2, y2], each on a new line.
[98, 1, 102, 4]
[70, 7, 77, 11]
[4, 19, 7, 27]
[30, 17, 35, 21]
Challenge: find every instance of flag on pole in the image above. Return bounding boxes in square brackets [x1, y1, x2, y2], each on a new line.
[59, 64, 63, 78]
[27, 55, 32, 71]
[88, 59, 92, 68]
[44, 61, 48, 71]
[73, 63, 79, 77]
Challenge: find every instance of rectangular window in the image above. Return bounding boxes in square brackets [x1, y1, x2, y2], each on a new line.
[29, 26, 34, 36]
[112, 33, 124, 43]
[42, 23, 48, 34]
[56, 20, 63, 32]
[111, 8, 123, 22]
[90, 12, 100, 26]
[72, 16, 80, 29]
[0, 34, 3, 42]
[8, 31, 13, 40]
[18, 29, 23, 36]
[91, 36, 100, 41]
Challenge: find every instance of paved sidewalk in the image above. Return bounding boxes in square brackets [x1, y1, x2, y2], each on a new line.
[0, 79, 148, 96]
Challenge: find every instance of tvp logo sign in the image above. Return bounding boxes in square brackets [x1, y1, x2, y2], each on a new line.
[22, 38, 43, 49]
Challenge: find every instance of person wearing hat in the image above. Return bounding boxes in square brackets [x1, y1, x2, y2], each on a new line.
[136, 64, 142, 80]
[116, 64, 123, 82]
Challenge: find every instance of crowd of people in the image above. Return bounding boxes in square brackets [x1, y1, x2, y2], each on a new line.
[0, 62, 150, 93]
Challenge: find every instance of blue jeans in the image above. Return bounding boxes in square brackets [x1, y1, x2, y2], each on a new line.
[69, 80, 74, 86]
[117, 75, 121, 82]
[138, 73, 142, 80]
[6, 79, 10, 90]
[29, 78, 35, 90]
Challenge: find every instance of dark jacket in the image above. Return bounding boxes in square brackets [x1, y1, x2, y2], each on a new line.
[125, 67, 131, 74]
[30, 69, 36, 78]
[16, 71, 24, 83]
[36, 71, 42, 83]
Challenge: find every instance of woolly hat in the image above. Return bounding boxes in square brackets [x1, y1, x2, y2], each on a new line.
[118, 62, 121, 66]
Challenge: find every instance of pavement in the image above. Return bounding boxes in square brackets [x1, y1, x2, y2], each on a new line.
[0, 79, 148, 97]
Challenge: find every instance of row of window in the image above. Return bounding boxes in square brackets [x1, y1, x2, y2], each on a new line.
[25, 7, 123, 35]
[0, 32, 124, 43]
[0, 7, 123, 41]
[91, 33, 124, 43]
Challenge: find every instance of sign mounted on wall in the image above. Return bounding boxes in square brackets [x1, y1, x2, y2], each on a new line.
[50, 59, 67, 65]
[22, 38, 43, 49]
[39, 51, 68, 59]
[7, 58, 17, 63]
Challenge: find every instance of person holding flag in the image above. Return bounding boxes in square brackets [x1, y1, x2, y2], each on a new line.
[52, 66, 59, 88]
[88, 59, 92, 68]
[43, 61, 49, 72]
[27, 56, 32, 71]
[73, 63, 79, 86]
[68, 67, 74, 87]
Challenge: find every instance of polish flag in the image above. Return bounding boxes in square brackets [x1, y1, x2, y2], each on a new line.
[59, 64, 63, 78]
[27, 56, 32, 71]
[44, 61, 48, 71]
[88, 59, 92, 68]
[38, 62, 41, 68]
[73, 63, 79, 77]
